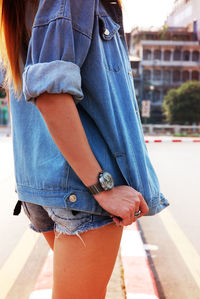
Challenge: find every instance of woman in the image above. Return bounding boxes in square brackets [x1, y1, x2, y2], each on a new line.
[0, 0, 169, 298]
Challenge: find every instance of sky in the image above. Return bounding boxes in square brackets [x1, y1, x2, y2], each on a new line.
[122, 0, 175, 32]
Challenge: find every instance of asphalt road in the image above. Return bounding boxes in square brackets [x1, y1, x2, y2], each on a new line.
[0, 137, 50, 299]
[139, 142, 200, 299]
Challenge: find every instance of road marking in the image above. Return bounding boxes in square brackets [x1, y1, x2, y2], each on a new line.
[0, 228, 40, 299]
[159, 209, 200, 289]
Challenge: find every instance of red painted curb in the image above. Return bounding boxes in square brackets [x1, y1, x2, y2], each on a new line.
[121, 222, 159, 298]
[145, 138, 200, 143]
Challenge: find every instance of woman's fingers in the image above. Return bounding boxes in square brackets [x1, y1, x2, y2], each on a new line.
[95, 186, 149, 226]
[138, 192, 149, 215]
[112, 216, 122, 227]
[117, 193, 148, 226]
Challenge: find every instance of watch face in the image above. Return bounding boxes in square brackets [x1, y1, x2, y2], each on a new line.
[99, 171, 114, 190]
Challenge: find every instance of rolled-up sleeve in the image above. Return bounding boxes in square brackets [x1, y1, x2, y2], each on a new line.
[23, 4, 94, 104]
[23, 60, 83, 104]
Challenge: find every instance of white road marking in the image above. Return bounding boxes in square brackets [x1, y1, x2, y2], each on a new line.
[159, 209, 200, 289]
[0, 228, 40, 299]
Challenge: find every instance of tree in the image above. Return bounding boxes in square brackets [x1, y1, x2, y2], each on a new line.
[162, 81, 200, 124]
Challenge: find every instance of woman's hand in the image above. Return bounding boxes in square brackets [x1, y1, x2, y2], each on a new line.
[94, 186, 149, 226]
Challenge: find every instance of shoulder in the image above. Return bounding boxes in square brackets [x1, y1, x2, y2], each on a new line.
[33, 0, 97, 37]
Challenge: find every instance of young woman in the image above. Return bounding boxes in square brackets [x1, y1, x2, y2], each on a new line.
[0, 0, 169, 298]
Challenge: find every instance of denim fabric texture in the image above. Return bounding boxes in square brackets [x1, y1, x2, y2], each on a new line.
[21, 201, 113, 235]
[10, 0, 169, 216]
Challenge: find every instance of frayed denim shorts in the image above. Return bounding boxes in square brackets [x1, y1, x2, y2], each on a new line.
[21, 201, 114, 237]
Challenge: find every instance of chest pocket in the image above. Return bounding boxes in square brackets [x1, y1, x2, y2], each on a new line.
[99, 15, 122, 72]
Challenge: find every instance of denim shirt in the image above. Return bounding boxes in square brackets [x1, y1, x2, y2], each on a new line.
[10, 0, 169, 216]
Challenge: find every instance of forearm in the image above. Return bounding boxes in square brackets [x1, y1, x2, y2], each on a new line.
[36, 92, 102, 187]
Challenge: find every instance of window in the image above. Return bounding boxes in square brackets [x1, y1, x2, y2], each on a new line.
[164, 70, 171, 83]
[192, 51, 199, 62]
[153, 69, 161, 81]
[173, 70, 181, 82]
[154, 50, 161, 60]
[164, 50, 171, 61]
[152, 90, 161, 103]
[192, 71, 199, 81]
[183, 50, 190, 61]
[173, 50, 181, 61]
[143, 49, 152, 60]
[143, 89, 150, 100]
[182, 71, 190, 82]
[143, 69, 151, 81]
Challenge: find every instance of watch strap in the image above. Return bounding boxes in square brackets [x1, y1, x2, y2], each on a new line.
[87, 181, 105, 195]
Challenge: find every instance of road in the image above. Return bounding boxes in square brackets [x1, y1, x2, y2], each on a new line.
[1, 137, 200, 299]
[139, 142, 200, 299]
[0, 137, 49, 299]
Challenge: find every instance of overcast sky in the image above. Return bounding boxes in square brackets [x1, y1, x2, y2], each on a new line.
[122, 0, 175, 32]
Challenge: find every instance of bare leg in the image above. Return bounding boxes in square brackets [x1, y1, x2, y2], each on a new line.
[42, 231, 55, 251]
[52, 223, 123, 299]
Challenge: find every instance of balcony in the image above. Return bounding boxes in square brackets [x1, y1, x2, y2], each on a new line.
[142, 60, 200, 67]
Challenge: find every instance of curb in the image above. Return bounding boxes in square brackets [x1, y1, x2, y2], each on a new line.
[29, 222, 159, 299]
[121, 222, 159, 299]
[145, 138, 200, 143]
[29, 250, 53, 299]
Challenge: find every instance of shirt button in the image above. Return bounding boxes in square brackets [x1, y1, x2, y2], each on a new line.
[128, 71, 132, 76]
[104, 29, 110, 36]
[69, 194, 77, 203]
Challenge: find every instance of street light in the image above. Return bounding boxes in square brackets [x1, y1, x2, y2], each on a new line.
[149, 85, 155, 104]
[149, 85, 155, 122]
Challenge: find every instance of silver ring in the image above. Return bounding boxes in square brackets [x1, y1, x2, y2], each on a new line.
[134, 210, 141, 217]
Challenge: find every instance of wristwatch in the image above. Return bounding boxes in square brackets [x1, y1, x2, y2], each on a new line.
[87, 171, 114, 195]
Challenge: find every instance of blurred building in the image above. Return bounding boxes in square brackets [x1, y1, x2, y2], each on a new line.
[128, 26, 200, 123]
[167, 0, 200, 40]
[0, 87, 8, 126]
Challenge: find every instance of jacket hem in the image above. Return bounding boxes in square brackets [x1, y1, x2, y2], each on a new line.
[16, 186, 110, 216]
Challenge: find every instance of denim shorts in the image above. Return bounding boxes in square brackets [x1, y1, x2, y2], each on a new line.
[21, 201, 114, 236]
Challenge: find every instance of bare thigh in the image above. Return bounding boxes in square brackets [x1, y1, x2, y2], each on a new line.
[52, 223, 123, 299]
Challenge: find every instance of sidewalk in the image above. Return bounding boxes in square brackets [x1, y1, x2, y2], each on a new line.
[29, 222, 159, 299]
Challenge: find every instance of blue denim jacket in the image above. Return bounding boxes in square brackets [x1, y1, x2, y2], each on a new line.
[10, 0, 169, 216]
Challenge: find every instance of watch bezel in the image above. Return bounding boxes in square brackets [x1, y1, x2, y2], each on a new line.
[99, 171, 114, 191]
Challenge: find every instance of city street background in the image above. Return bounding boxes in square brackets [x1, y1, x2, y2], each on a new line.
[0, 136, 200, 298]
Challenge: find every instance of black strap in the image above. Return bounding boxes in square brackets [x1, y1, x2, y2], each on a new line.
[13, 200, 22, 216]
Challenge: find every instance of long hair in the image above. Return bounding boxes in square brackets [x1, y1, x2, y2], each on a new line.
[0, 0, 122, 94]
[118, 0, 122, 7]
[0, 0, 29, 94]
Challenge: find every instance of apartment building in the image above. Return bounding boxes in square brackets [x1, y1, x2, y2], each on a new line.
[167, 0, 200, 39]
[129, 27, 200, 122]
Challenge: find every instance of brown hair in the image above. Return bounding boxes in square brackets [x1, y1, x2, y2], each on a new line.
[0, 0, 30, 94]
[0, 0, 122, 94]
